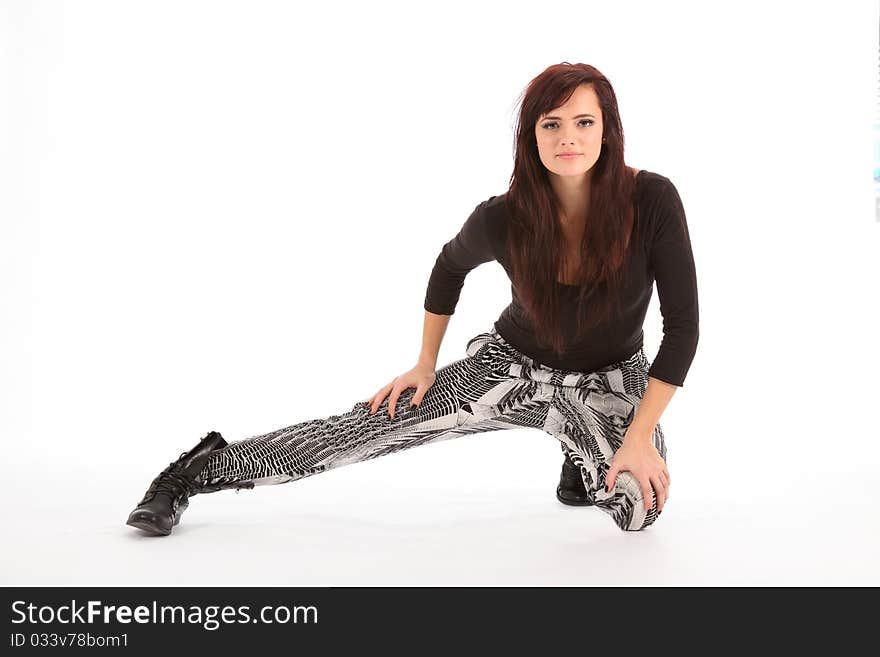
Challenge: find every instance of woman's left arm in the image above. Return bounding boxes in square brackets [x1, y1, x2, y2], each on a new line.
[605, 179, 699, 514]
[626, 376, 678, 441]
[606, 377, 677, 514]
[619, 178, 698, 445]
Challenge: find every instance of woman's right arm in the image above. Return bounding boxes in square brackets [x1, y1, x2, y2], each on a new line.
[365, 310, 449, 419]
[367, 198, 498, 419]
[416, 310, 451, 371]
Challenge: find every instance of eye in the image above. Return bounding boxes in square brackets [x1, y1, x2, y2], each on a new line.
[541, 119, 594, 129]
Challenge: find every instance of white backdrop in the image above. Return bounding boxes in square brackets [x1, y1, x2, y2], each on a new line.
[2, 0, 879, 585]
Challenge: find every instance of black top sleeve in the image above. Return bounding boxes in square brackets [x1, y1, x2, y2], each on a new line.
[646, 180, 700, 387]
[423, 198, 497, 315]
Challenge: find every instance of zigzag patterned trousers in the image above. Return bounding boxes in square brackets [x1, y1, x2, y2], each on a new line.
[194, 327, 668, 531]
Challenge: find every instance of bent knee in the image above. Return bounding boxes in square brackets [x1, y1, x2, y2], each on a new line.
[600, 470, 660, 531]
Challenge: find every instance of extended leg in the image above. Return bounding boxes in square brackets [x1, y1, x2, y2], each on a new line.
[126, 342, 541, 536]
[192, 346, 547, 493]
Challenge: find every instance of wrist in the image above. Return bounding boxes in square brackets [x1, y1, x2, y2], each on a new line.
[416, 357, 437, 371]
[624, 422, 655, 442]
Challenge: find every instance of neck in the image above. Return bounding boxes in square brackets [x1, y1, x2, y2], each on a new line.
[550, 172, 591, 227]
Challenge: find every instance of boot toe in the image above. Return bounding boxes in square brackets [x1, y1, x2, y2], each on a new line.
[126, 507, 174, 536]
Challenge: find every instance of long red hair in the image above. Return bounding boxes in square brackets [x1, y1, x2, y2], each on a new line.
[505, 62, 638, 356]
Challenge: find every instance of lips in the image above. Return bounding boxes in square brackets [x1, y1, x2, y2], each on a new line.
[557, 153, 581, 156]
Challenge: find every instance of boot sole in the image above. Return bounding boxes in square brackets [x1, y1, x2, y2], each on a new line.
[126, 511, 181, 536]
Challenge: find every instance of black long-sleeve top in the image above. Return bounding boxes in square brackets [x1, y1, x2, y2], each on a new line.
[423, 170, 699, 387]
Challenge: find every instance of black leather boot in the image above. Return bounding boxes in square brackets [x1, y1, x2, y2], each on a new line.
[126, 430, 251, 536]
[556, 452, 594, 506]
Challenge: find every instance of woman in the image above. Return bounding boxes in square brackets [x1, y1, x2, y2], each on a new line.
[126, 62, 699, 536]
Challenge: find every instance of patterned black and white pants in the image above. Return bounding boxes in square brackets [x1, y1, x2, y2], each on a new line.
[194, 328, 668, 531]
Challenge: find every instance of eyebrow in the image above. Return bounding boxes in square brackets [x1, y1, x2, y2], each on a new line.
[541, 113, 596, 120]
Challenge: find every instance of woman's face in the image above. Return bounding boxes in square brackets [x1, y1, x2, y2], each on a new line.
[534, 84, 605, 179]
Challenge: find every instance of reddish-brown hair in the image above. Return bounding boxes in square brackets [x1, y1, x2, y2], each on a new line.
[505, 62, 638, 356]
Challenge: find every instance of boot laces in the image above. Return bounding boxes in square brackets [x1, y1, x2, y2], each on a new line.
[140, 452, 196, 503]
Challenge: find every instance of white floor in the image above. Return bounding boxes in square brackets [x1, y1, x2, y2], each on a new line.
[4, 430, 877, 587]
[4, 0, 880, 593]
